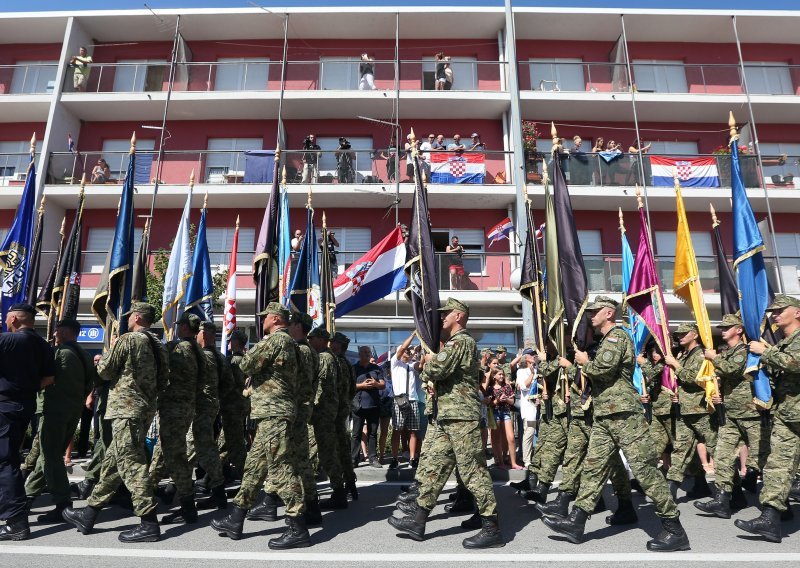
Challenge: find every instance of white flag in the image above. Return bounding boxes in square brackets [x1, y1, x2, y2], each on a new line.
[161, 187, 193, 340]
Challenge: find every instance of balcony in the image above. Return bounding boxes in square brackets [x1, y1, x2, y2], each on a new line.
[0, 63, 57, 122]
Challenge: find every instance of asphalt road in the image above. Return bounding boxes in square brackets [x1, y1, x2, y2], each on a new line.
[3, 478, 799, 568]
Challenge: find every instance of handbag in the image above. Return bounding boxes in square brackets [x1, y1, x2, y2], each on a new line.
[394, 365, 413, 412]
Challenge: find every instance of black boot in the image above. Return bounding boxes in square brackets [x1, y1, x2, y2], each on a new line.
[731, 485, 748, 510]
[685, 475, 712, 499]
[695, 490, 731, 518]
[536, 491, 573, 519]
[646, 517, 691, 551]
[194, 472, 211, 495]
[462, 514, 505, 549]
[319, 488, 348, 510]
[247, 492, 278, 521]
[119, 512, 160, 543]
[789, 477, 800, 502]
[397, 488, 419, 504]
[71, 479, 95, 500]
[541, 506, 588, 544]
[346, 477, 358, 501]
[268, 515, 311, 550]
[304, 497, 322, 527]
[400, 482, 419, 494]
[510, 471, 532, 492]
[445, 489, 475, 515]
[162, 495, 198, 524]
[210, 505, 247, 540]
[741, 468, 760, 494]
[37, 501, 71, 524]
[593, 495, 607, 514]
[0, 514, 30, 541]
[668, 480, 680, 501]
[606, 498, 638, 525]
[155, 482, 177, 506]
[781, 503, 794, 522]
[388, 505, 429, 541]
[397, 498, 418, 517]
[62, 505, 101, 535]
[524, 480, 550, 504]
[735, 505, 782, 543]
[198, 484, 227, 510]
[629, 478, 644, 493]
[461, 512, 481, 530]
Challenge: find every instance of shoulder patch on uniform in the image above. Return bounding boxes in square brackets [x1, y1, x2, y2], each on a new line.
[602, 349, 615, 363]
[436, 351, 448, 361]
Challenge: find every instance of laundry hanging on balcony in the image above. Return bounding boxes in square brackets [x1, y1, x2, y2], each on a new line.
[430, 152, 485, 184]
[651, 156, 720, 187]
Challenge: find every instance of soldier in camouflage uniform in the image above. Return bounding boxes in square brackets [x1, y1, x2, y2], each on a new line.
[211, 303, 309, 549]
[543, 296, 689, 552]
[62, 303, 169, 543]
[329, 332, 358, 500]
[495, 346, 512, 379]
[216, 330, 249, 482]
[736, 294, 800, 543]
[71, 355, 111, 501]
[664, 322, 717, 499]
[389, 298, 504, 549]
[639, 344, 672, 469]
[696, 314, 769, 518]
[148, 313, 202, 524]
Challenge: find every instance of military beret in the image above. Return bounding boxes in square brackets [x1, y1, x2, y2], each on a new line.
[122, 302, 156, 319]
[586, 295, 619, 311]
[494, 345, 507, 353]
[176, 312, 201, 332]
[675, 322, 699, 335]
[55, 318, 81, 334]
[200, 321, 216, 332]
[307, 326, 331, 340]
[9, 303, 36, 316]
[766, 294, 800, 311]
[331, 331, 350, 346]
[437, 297, 469, 316]
[257, 302, 290, 321]
[229, 329, 248, 344]
[716, 314, 743, 329]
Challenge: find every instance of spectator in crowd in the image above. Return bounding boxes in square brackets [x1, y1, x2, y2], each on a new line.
[91, 159, 111, 184]
[70, 47, 93, 92]
[446, 235, 465, 290]
[432, 134, 446, 150]
[336, 137, 355, 184]
[435, 52, 448, 91]
[380, 136, 398, 182]
[404, 134, 419, 180]
[448, 134, 465, 156]
[359, 53, 376, 91]
[301, 134, 321, 183]
[479, 364, 495, 456]
[489, 368, 522, 469]
[626, 138, 651, 185]
[388, 334, 423, 470]
[515, 349, 539, 479]
[568, 135, 590, 185]
[291, 229, 303, 252]
[443, 56, 454, 90]
[351, 346, 385, 468]
[468, 133, 485, 152]
[419, 134, 435, 178]
[377, 360, 393, 465]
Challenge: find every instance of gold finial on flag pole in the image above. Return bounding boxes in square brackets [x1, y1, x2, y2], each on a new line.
[129, 131, 136, 155]
[38, 195, 46, 216]
[322, 211, 327, 229]
[275, 142, 281, 160]
[635, 184, 644, 209]
[282, 165, 287, 186]
[30, 133, 37, 154]
[618, 207, 626, 234]
[203, 190, 209, 210]
[189, 169, 195, 188]
[235, 215, 240, 229]
[710, 203, 720, 229]
[550, 122, 560, 153]
[541, 155, 550, 187]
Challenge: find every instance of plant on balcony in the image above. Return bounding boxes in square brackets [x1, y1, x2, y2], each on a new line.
[522, 121, 541, 153]
[711, 144, 750, 155]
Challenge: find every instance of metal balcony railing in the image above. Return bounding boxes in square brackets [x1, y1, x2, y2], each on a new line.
[0, 63, 59, 95]
[0, 153, 41, 186]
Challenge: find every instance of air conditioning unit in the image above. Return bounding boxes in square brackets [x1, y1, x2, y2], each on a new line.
[12, 172, 27, 182]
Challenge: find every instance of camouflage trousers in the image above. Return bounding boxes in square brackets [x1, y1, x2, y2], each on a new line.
[575, 412, 678, 519]
[649, 413, 674, 457]
[88, 417, 157, 517]
[217, 407, 247, 475]
[266, 411, 315, 498]
[714, 416, 770, 493]
[759, 416, 800, 512]
[336, 412, 356, 484]
[559, 416, 631, 499]
[307, 424, 319, 475]
[413, 423, 437, 484]
[22, 420, 40, 472]
[24, 410, 82, 504]
[149, 411, 195, 498]
[187, 408, 224, 488]
[666, 413, 717, 483]
[311, 414, 343, 490]
[416, 419, 497, 516]
[83, 416, 112, 483]
[531, 413, 568, 484]
[233, 417, 305, 516]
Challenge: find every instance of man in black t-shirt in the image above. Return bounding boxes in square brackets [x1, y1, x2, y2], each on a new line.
[351, 346, 385, 468]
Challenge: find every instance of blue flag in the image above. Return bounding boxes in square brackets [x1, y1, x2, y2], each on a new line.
[730, 142, 772, 408]
[620, 223, 648, 395]
[278, 185, 292, 304]
[288, 207, 317, 315]
[105, 148, 136, 334]
[0, 150, 37, 330]
[185, 206, 214, 321]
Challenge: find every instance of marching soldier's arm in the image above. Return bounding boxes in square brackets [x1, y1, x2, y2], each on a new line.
[581, 329, 627, 384]
[713, 347, 747, 379]
[239, 338, 275, 385]
[676, 351, 703, 385]
[96, 334, 129, 381]
[761, 341, 800, 375]
[422, 339, 466, 383]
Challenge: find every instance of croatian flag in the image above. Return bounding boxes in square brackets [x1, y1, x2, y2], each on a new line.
[430, 152, 485, 184]
[651, 156, 720, 188]
[487, 217, 514, 246]
[334, 227, 407, 318]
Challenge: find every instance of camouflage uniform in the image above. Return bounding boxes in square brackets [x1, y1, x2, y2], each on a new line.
[235, 327, 304, 516]
[713, 341, 770, 493]
[666, 346, 717, 484]
[574, 323, 678, 519]
[88, 328, 169, 517]
[148, 337, 201, 498]
[530, 358, 568, 484]
[334, 351, 357, 485]
[416, 328, 497, 516]
[310, 350, 343, 489]
[217, 349, 249, 474]
[643, 359, 673, 456]
[758, 328, 800, 512]
[186, 347, 225, 489]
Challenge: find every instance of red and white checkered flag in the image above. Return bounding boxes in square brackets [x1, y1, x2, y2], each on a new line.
[222, 218, 239, 355]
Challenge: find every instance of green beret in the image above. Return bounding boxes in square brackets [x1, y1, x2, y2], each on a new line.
[122, 302, 156, 320]
[176, 312, 201, 332]
[766, 294, 800, 311]
[716, 314, 743, 329]
[200, 321, 216, 332]
[437, 297, 469, 316]
[586, 295, 619, 311]
[331, 332, 350, 346]
[307, 326, 331, 340]
[494, 345, 507, 353]
[257, 302, 290, 321]
[675, 322, 699, 335]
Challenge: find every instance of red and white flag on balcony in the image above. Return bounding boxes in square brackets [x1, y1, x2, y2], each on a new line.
[651, 156, 720, 188]
[487, 217, 514, 246]
[430, 152, 485, 184]
[221, 217, 239, 356]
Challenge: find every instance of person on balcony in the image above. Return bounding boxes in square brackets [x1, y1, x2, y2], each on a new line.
[448, 134, 466, 157]
[568, 135, 590, 185]
[358, 54, 376, 91]
[432, 134, 446, 151]
[91, 159, 111, 184]
[70, 47, 93, 92]
[380, 136, 398, 182]
[301, 134, 321, 183]
[446, 236, 465, 290]
[419, 134, 435, 178]
[468, 133, 485, 152]
[435, 52, 448, 91]
[626, 139, 651, 185]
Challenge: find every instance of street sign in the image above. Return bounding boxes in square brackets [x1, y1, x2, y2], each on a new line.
[78, 325, 105, 344]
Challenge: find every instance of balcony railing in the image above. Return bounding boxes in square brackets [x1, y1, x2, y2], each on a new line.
[46, 149, 513, 186]
[0, 63, 59, 95]
[61, 59, 508, 94]
[0, 153, 40, 186]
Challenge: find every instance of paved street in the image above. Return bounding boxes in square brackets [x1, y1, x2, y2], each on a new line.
[3, 477, 799, 568]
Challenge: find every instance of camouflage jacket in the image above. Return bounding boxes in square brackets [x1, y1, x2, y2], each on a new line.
[567, 367, 585, 418]
[581, 326, 640, 418]
[97, 329, 168, 420]
[538, 359, 568, 416]
[239, 327, 299, 420]
[421, 329, 480, 422]
[676, 346, 707, 415]
[334, 353, 355, 418]
[761, 328, 800, 422]
[312, 350, 339, 423]
[160, 338, 202, 417]
[714, 342, 757, 419]
[642, 360, 671, 416]
[224, 351, 249, 414]
[196, 347, 222, 414]
[296, 340, 319, 422]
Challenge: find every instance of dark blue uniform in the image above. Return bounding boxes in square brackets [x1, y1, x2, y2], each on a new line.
[0, 328, 54, 520]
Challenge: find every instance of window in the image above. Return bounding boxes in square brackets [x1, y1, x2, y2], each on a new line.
[773, 233, 800, 293]
[101, 139, 156, 179]
[529, 58, 584, 92]
[632, 60, 687, 93]
[422, 56, 477, 90]
[320, 57, 360, 90]
[83, 227, 144, 273]
[214, 58, 270, 91]
[112, 59, 167, 92]
[577, 230, 606, 291]
[434, 229, 484, 277]
[760, 142, 800, 186]
[315, 136, 373, 182]
[205, 227, 256, 268]
[655, 230, 716, 291]
[10, 60, 57, 94]
[472, 330, 518, 352]
[743, 62, 793, 95]
[648, 141, 699, 156]
[323, 227, 372, 271]
[0, 140, 38, 183]
[0, 228, 7, 244]
[205, 138, 262, 183]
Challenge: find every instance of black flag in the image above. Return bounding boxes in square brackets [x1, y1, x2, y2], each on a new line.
[55, 190, 86, 321]
[24, 199, 45, 306]
[712, 216, 738, 317]
[253, 151, 281, 327]
[131, 217, 150, 302]
[519, 198, 545, 350]
[320, 213, 336, 336]
[405, 149, 441, 352]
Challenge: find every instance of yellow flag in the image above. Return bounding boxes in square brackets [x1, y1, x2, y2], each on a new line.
[672, 179, 717, 408]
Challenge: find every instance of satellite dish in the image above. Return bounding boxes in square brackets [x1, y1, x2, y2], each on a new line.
[510, 267, 521, 290]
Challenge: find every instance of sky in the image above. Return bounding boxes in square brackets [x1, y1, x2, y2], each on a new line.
[4, 0, 798, 12]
